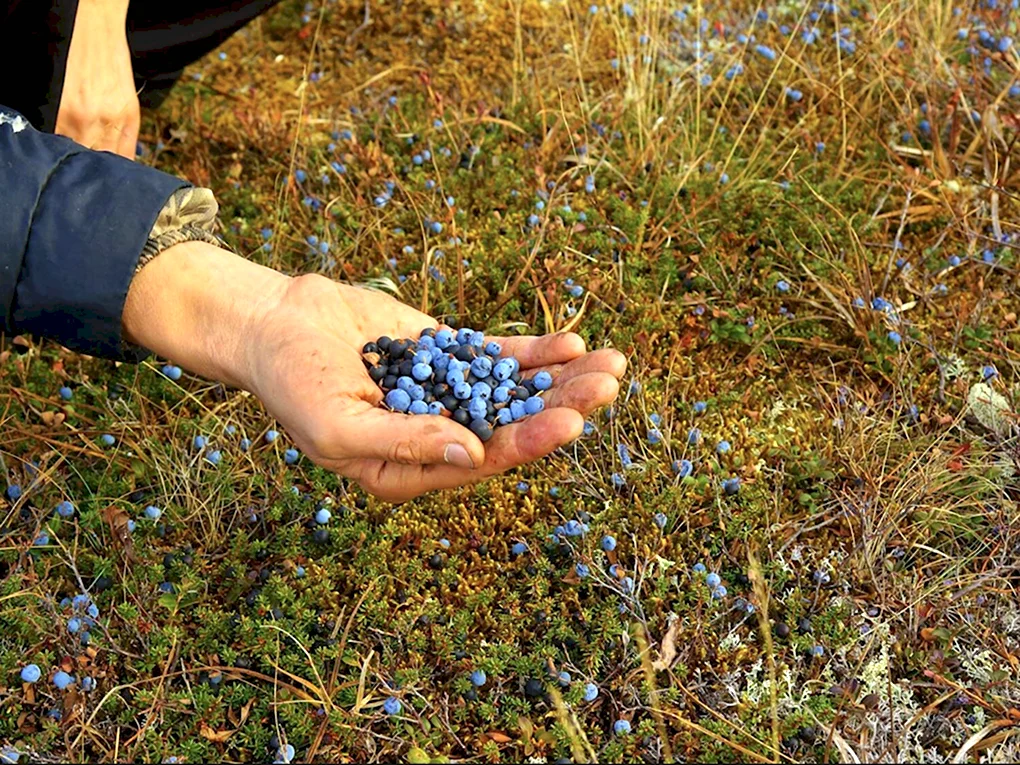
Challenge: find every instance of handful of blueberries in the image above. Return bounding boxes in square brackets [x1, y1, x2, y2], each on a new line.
[363, 327, 552, 442]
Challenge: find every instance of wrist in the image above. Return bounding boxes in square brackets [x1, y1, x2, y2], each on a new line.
[123, 241, 291, 390]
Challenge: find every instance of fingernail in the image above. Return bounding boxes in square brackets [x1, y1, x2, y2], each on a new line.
[444, 443, 475, 469]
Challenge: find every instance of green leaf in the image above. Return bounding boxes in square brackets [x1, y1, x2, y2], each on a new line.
[407, 747, 430, 764]
[158, 593, 178, 613]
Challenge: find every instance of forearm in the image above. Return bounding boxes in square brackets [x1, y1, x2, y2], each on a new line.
[78, 0, 130, 20]
[122, 242, 291, 389]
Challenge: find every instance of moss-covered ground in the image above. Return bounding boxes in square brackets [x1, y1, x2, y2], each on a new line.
[4, 0, 1020, 761]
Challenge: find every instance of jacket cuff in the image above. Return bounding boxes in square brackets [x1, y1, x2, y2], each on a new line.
[13, 150, 188, 360]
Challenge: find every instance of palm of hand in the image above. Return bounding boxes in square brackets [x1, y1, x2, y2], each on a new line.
[249, 275, 625, 502]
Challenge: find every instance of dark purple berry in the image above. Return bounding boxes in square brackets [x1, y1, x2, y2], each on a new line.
[469, 419, 494, 442]
[453, 409, 471, 426]
[377, 336, 392, 351]
[363, 342, 379, 354]
[369, 366, 387, 382]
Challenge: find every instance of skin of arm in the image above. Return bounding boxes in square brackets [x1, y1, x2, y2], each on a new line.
[123, 242, 626, 501]
[55, 0, 140, 157]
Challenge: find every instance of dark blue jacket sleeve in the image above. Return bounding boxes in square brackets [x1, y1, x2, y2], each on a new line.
[0, 105, 188, 360]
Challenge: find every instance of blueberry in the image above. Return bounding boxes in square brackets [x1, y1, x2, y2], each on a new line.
[453, 382, 472, 400]
[265, 430, 279, 443]
[524, 678, 545, 697]
[284, 449, 300, 465]
[532, 371, 553, 391]
[433, 329, 454, 349]
[717, 475, 740, 495]
[205, 450, 222, 466]
[100, 434, 116, 447]
[58, 385, 73, 401]
[411, 363, 432, 382]
[470, 357, 493, 378]
[575, 563, 590, 578]
[614, 719, 632, 736]
[144, 505, 162, 520]
[716, 440, 731, 454]
[687, 427, 701, 445]
[982, 364, 998, 380]
[470, 669, 487, 687]
[68, 617, 82, 633]
[470, 382, 492, 400]
[385, 389, 412, 412]
[558, 670, 571, 686]
[809, 645, 825, 657]
[712, 585, 727, 599]
[295, 566, 306, 578]
[673, 459, 693, 478]
[5, 484, 21, 501]
[20, 664, 41, 684]
[277, 743, 297, 764]
[56, 500, 75, 518]
[469, 419, 494, 442]
[693, 401, 707, 414]
[496, 408, 513, 425]
[493, 360, 514, 381]
[509, 400, 527, 420]
[407, 400, 428, 415]
[192, 435, 207, 451]
[315, 508, 331, 524]
[888, 331, 902, 345]
[524, 397, 545, 415]
[583, 682, 599, 701]
[53, 671, 74, 690]
[240, 438, 252, 452]
[653, 512, 667, 529]
[511, 541, 528, 557]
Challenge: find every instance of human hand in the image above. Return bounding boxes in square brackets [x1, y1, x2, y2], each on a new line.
[123, 244, 625, 502]
[56, 0, 139, 158]
[244, 275, 626, 502]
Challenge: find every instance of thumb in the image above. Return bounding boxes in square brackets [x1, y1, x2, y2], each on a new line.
[338, 408, 485, 469]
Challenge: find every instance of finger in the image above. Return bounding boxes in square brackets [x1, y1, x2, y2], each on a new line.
[525, 348, 629, 385]
[487, 332, 587, 368]
[541, 371, 621, 416]
[328, 406, 486, 470]
[351, 408, 584, 502]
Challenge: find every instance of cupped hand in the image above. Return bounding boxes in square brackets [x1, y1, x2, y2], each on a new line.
[245, 274, 626, 502]
[56, 0, 140, 158]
